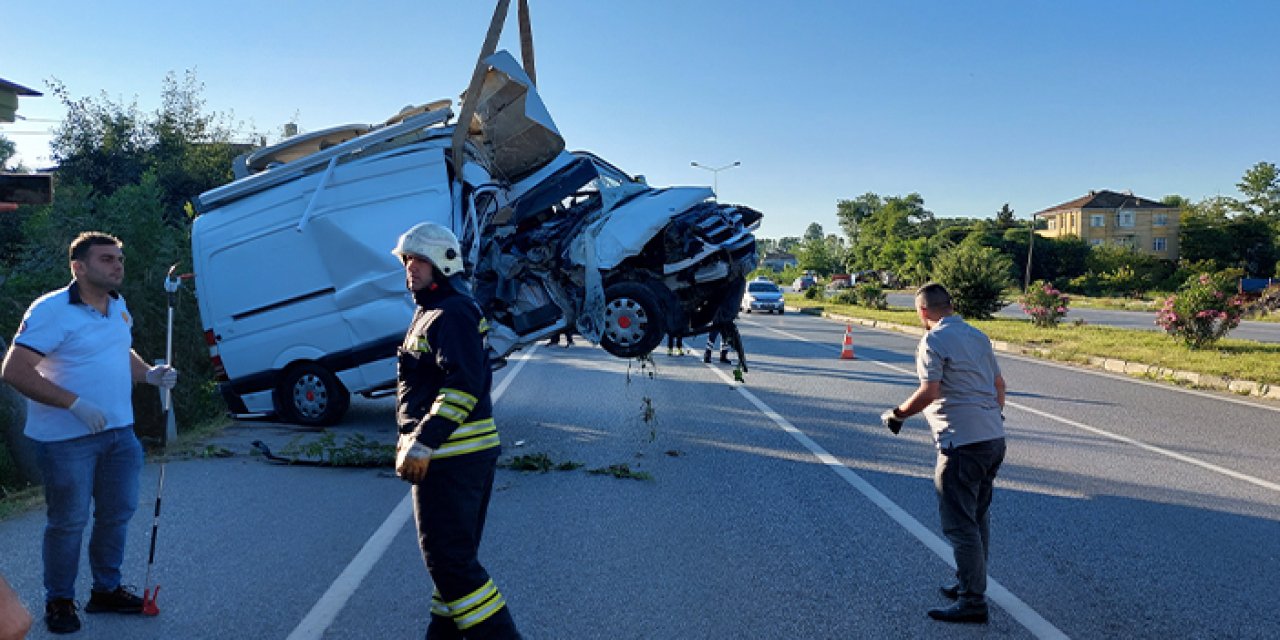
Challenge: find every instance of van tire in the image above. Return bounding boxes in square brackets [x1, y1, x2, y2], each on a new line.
[276, 363, 350, 426]
[600, 282, 665, 358]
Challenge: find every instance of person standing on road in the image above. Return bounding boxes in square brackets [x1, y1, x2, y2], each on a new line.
[391, 222, 521, 639]
[1, 231, 179, 635]
[881, 282, 1006, 625]
[667, 333, 685, 356]
[703, 328, 731, 364]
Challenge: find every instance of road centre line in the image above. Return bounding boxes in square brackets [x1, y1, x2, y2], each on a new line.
[287, 346, 539, 640]
[703, 362, 1069, 640]
[746, 320, 1280, 494]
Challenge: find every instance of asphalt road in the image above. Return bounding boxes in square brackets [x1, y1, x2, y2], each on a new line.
[2, 312, 1278, 638]
[883, 293, 1280, 343]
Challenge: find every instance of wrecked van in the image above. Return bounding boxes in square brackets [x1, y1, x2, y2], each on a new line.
[191, 51, 759, 425]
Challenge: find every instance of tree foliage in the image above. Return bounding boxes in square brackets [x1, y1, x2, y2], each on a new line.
[1235, 161, 1280, 221]
[2, 70, 246, 454]
[930, 242, 1012, 319]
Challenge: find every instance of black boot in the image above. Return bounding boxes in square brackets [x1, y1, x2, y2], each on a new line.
[927, 599, 989, 624]
[719, 351, 731, 363]
[703, 349, 712, 363]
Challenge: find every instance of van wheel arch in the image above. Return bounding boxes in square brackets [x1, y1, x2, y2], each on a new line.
[275, 362, 350, 426]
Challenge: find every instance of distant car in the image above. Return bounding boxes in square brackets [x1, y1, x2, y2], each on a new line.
[792, 275, 816, 291]
[742, 280, 785, 314]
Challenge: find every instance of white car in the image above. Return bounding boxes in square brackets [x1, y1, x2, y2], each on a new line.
[742, 280, 785, 314]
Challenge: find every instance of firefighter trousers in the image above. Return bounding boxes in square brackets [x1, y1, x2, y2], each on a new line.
[412, 449, 520, 640]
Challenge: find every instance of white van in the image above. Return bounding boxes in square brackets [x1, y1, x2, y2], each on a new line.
[191, 51, 759, 425]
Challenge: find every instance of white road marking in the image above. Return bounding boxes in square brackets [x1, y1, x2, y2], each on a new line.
[703, 363, 1070, 640]
[287, 346, 538, 640]
[747, 319, 1280, 493]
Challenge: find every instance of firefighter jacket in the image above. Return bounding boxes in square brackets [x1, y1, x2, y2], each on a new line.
[396, 282, 498, 459]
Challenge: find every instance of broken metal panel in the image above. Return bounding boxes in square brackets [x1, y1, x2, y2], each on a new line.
[467, 51, 564, 183]
[590, 187, 714, 269]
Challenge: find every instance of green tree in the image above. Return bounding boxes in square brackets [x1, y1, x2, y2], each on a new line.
[930, 242, 1012, 319]
[849, 193, 935, 270]
[0, 134, 15, 169]
[797, 233, 844, 276]
[993, 203, 1015, 229]
[2, 70, 244, 461]
[836, 192, 882, 244]
[1235, 161, 1280, 221]
[802, 222, 824, 243]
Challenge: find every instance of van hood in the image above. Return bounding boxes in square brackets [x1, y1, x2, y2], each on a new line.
[586, 186, 714, 269]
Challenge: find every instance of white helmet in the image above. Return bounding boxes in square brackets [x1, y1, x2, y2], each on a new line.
[392, 222, 464, 276]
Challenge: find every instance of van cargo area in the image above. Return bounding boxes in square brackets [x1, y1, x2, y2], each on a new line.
[191, 50, 760, 425]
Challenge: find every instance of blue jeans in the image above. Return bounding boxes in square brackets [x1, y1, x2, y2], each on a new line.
[33, 427, 143, 601]
[935, 437, 1006, 602]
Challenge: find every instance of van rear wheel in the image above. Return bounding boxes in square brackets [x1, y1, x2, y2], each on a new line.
[276, 363, 350, 426]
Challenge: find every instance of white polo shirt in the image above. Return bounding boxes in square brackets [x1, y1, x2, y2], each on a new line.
[12, 282, 136, 442]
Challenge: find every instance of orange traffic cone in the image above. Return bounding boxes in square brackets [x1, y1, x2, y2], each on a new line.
[840, 325, 856, 359]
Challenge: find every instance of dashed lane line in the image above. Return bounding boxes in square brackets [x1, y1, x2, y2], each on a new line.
[286, 346, 538, 640]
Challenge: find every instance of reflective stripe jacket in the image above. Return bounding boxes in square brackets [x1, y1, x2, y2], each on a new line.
[396, 283, 498, 459]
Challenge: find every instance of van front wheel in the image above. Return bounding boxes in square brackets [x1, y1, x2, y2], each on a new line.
[276, 363, 350, 426]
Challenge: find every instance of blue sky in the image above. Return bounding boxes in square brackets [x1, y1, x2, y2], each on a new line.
[3, 1, 1277, 239]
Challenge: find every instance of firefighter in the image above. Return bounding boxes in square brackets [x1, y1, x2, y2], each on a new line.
[392, 222, 521, 639]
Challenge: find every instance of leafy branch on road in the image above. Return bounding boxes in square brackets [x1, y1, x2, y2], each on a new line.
[500, 452, 583, 473]
[499, 453, 653, 481]
[267, 431, 395, 467]
[587, 463, 653, 481]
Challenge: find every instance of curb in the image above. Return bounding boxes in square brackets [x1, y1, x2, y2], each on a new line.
[792, 306, 1280, 402]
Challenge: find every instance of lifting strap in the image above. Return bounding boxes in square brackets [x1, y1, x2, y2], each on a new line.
[449, 0, 538, 178]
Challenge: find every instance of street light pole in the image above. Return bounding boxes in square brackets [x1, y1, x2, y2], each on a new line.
[690, 160, 741, 197]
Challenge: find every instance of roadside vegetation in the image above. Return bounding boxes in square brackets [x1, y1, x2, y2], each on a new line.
[785, 293, 1280, 386]
[1, 72, 255, 497]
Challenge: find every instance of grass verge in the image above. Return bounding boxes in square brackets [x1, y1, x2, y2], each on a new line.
[787, 295, 1280, 386]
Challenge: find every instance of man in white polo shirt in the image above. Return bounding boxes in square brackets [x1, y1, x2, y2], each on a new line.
[2, 231, 178, 635]
[882, 282, 1006, 625]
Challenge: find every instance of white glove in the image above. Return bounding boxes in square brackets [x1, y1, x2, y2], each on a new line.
[69, 397, 107, 434]
[145, 365, 179, 389]
[395, 434, 434, 483]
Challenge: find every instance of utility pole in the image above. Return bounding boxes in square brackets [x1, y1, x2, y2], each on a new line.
[1024, 217, 1035, 292]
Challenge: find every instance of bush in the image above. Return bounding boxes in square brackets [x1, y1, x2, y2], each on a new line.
[1155, 270, 1247, 349]
[853, 282, 888, 309]
[1020, 281, 1070, 328]
[931, 244, 1012, 319]
[803, 286, 824, 300]
[828, 289, 858, 305]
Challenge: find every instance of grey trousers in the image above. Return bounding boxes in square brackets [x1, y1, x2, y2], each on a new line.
[935, 437, 1006, 602]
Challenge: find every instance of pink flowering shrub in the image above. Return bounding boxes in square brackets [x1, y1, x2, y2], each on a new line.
[1020, 281, 1070, 328]
[1155, 270, 1246, 349]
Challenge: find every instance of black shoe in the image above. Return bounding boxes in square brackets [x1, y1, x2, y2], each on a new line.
[703, 351, 712, 363]
[719, 353, 731, 363]
[45, 599, 81, 634]
[927, 600, 989, 624]
[85, 585, 144, 614]
[939, 583, 960, 600]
